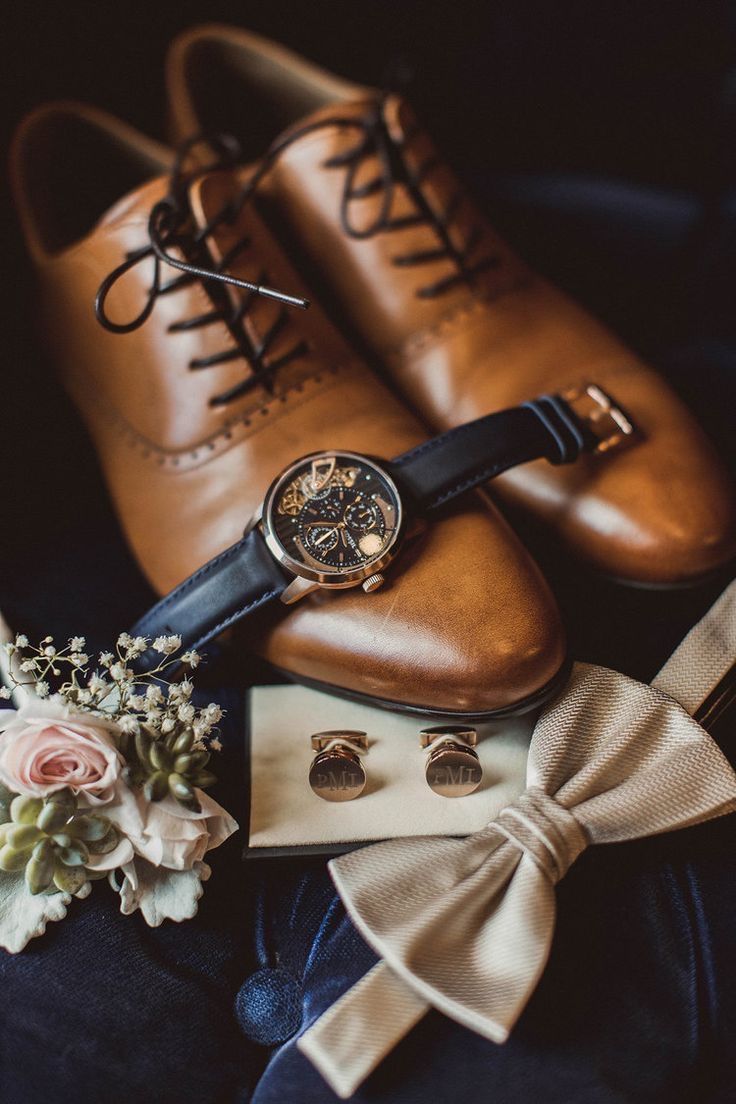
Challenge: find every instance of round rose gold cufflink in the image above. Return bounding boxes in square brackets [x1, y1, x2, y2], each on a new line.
[309, 730, 368, 802]
[420, 725, 482, 797]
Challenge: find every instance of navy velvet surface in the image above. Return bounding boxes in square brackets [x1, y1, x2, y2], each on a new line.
[1, 174, 736, 1102]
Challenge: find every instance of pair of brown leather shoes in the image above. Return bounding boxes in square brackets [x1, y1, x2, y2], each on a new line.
[10, 24, 736, 719]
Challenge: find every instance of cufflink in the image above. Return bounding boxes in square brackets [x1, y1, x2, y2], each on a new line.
[420, 725, 482, 797]
[309, 730, 368, 801]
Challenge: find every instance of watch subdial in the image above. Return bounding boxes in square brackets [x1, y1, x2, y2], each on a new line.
[302, 525, 340, 557]
[344, 500, 380, 532]
[300, 497, 341, 524]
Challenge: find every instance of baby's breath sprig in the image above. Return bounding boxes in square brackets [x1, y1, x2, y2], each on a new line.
[1, 634, 89, 701]
[0, 633, 223, 770]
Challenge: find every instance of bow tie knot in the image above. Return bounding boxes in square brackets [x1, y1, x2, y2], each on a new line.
[494, 785, 588, 883]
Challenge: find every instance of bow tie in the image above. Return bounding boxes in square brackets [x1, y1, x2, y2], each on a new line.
[298, 583, 736, 1099]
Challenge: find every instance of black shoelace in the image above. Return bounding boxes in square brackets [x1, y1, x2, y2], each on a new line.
[237, 95, 501, 298]
[95, 135, 310, 408]
[95, 101, 497, 405]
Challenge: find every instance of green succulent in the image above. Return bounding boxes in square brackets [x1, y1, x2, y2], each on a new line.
[0, 789, 118, 895]
[133, 726, 215, 813]
[0, 782, 14, 825]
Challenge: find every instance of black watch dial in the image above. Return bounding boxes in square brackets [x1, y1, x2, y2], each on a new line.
[264, 452, 402, 581]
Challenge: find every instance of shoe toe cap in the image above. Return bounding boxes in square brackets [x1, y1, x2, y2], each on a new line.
[253, 501, 567, 717]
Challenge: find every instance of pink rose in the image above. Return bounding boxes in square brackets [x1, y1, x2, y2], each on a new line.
[0, 700, 122, 805]
[104, 783, 237, 870]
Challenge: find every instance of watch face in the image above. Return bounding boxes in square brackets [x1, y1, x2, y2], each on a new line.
[262, 452, 403, 585]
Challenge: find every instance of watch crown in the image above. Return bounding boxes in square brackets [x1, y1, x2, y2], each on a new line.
[362, 573, 385, 593]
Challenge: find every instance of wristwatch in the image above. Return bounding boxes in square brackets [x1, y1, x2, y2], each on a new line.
[130, 383, 635, 668]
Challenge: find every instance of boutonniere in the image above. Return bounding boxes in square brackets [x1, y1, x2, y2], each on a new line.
[0, 631, 237, 951]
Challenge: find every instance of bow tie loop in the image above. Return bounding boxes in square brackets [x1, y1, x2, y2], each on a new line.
[495, 786, 588, 883]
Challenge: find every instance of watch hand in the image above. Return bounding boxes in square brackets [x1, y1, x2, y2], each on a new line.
[314, 527, 340, 547]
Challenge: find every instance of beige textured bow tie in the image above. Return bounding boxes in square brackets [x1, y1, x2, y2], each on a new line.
[299, 583, 736, 1098]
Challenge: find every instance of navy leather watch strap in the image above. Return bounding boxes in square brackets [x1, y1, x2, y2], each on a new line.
[127, 392, 602, 663]
[386, 395, 593, 511]
[129, 527, 289, 672]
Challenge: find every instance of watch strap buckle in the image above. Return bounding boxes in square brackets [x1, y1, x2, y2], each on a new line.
[561, 383, 636, 454]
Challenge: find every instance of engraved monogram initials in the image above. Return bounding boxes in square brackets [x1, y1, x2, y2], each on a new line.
[315, 768, 363, 791]
[429, 764, 479, 787]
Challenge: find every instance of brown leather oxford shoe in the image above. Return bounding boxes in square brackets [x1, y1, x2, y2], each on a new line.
[167, 24, 736, 587]
[10, 102, 567, 718]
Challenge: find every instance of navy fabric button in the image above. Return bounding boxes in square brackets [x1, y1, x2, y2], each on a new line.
[234, 967, 304, 1045]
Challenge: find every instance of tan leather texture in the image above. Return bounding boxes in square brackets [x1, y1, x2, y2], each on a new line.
[11, 102, 565, 716]
[167, 25, 736, 586]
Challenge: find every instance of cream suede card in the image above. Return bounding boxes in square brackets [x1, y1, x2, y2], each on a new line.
[247, 684, 535, 855]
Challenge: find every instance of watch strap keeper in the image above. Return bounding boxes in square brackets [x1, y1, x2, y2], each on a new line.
[387, 393, 595, 512]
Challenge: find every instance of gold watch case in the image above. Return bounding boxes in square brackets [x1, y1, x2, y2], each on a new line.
[253, 450, 406, 603]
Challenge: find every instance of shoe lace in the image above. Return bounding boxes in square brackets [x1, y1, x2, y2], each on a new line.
[94, 134, 310, 408]
[238, 95, 501, 299]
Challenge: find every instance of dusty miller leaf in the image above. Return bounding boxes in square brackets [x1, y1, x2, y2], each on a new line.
[111, 858, 212, 927]
[0, 871, 73, 953]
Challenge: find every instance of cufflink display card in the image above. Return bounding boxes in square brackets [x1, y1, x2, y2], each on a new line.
[245, 684, 534, 857]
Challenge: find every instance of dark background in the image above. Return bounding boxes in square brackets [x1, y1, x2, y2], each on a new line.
[4, 1, 736, 188]
[2, 0, 736, 684]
